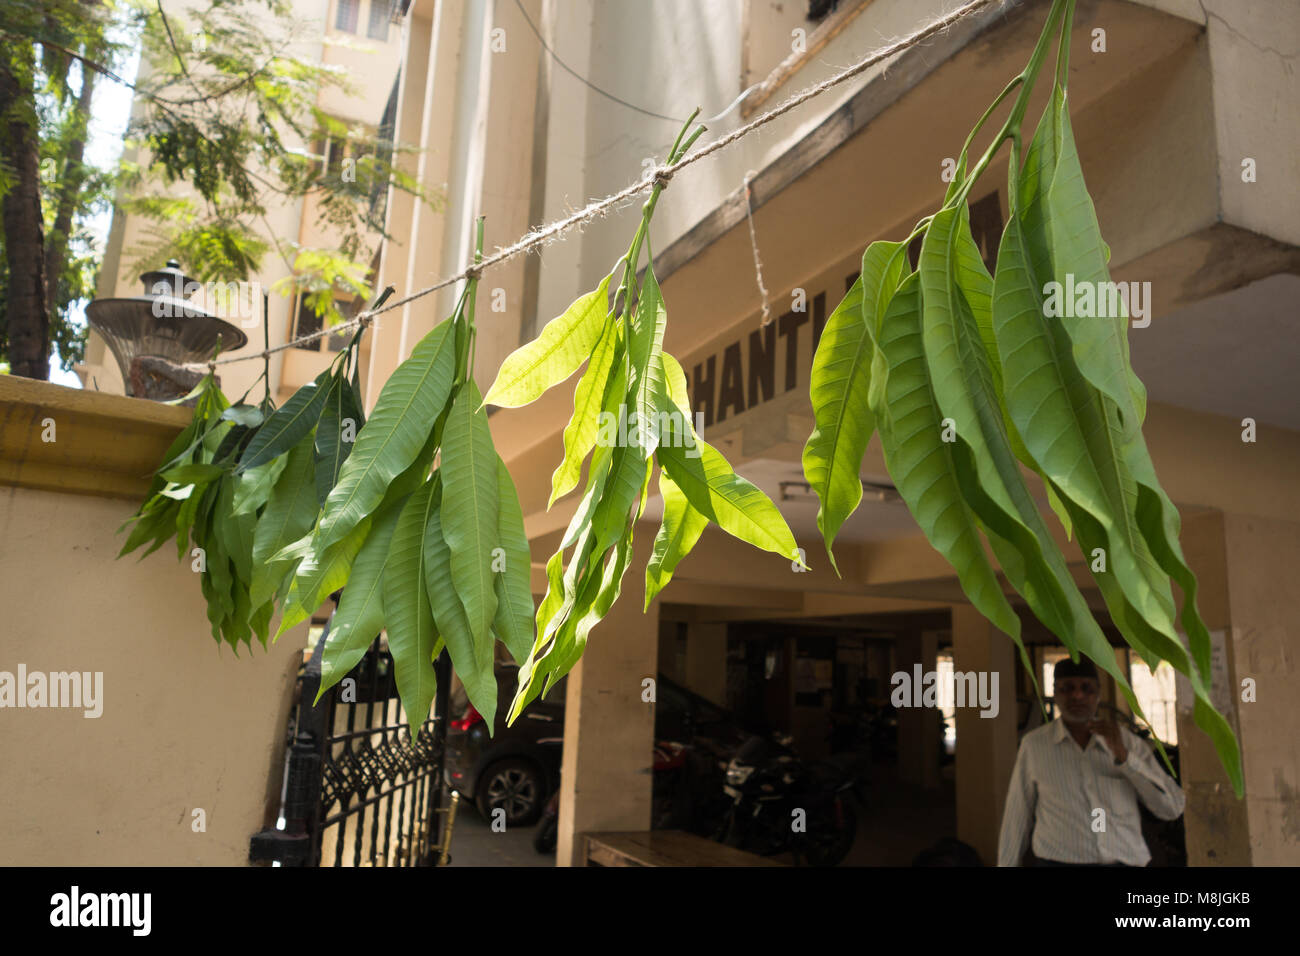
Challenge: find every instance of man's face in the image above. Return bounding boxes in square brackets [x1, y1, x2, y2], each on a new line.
[1056, 675, 1100, 724]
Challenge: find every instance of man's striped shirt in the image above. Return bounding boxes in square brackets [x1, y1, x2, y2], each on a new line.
[997, 717, 1185, 866]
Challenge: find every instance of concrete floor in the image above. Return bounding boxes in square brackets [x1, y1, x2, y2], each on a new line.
[442, 760, 958, 867]
[842, 762, 959, 866]
[443, 804, 555, 867]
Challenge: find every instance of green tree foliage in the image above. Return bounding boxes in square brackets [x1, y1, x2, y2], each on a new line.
[0, 0, 437, 378]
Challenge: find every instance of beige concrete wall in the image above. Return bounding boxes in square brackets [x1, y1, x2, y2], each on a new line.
[952, 606, 1018, 866]
[1221, 514, 1300, 865]
[0, 484, 306, 865]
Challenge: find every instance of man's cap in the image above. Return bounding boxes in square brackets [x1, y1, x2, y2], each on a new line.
[1053, 656, 1099, 683]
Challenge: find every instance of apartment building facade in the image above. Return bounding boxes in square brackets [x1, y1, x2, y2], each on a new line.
[88, 0, 1300, 867]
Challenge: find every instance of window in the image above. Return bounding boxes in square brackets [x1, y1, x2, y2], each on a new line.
[325, 137, 344, 180]
[1130, 659, 1179, 745]
[367, 0, 392, 41]
[1041, 648, 1071, 700]
[335, 0, 360, 34]
[292, 293, 350, 352]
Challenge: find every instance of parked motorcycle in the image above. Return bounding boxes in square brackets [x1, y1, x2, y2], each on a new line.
[716, 733, 865, 866]
[533, 739, 729, 854]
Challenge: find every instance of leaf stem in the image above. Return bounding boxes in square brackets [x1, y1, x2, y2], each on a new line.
[947, 0, 1071, 211]
[613, 111, 705, 379]
[261, 291, 271, 409]
[953, 75, 1022, 180]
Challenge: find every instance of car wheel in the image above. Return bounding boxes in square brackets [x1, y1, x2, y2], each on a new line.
[476, 758, 544, 827]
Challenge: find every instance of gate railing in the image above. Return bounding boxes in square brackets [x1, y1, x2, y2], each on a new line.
[250, 621, 455, 866]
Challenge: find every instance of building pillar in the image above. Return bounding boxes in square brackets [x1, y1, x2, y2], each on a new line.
[1172, 511, 1250, 865]
[1175, 510, 1300, 866]
[685, 621, 728, 706]
[895, 628, 940, 790]
[951, 605, 1018, 866]
[366, 0, 465, 405]
[1220, 512, 1300, 866]
[556, 532, 660, 867]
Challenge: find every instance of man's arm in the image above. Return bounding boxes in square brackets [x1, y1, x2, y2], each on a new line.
[1115, 727, 1186, 821]
[997, 739, 1036, 866]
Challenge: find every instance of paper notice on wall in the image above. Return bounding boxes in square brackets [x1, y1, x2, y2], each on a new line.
[1174, 629, 1232, 716]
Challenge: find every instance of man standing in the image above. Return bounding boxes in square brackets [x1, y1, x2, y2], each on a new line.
[997, 657, 1185, 866]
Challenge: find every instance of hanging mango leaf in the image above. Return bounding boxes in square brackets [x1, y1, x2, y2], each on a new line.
[298, 222, 537, 742]
[120, 317, 372, 652]
[483, 113, 803, 723]
[801, 0, 1241, 794]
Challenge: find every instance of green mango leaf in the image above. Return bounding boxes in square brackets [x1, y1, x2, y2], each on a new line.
[425, 478, 498, 732]
[588, 441, 648, 560]
[119, 499, 178, 559]
[313, 376, 349, 507]
[212, 423, 252, 466]
[802, 240, 906, 572]
[230, 454, 288, 517]
[317, 496, 407, 702]
[439, 380, 501, 657]
[349, 357, 366, 426]
[174, 481, 210, 562]
[384, 479, 441, 739]
[238, 372, 331, 472]
[645, 468, 707, 609]
[316, 320, 456, 553]
[920, 206, 1124, 696]
[658, 437, 798, 564]
[874, 273, 1021, 641]
[225, 501, 257, 591]
[509, 547, 567, 724]
[993, 211, 1179, 650]
[140, 417, 203, 506]
[576, 456, 652, 647]
[205, 481, 238, 632]
[627, 264, 668, 456]
[550, 319, 618, 507]
[250, 440, 320, 610]
[160, 462, 225, 485]
[562, 521, 641, 683]
[248, 598, 274, 649]
[492, 457, 536, 666]
[1005, 114, 1235, 784]
[1041, 86, 1146, 433]
[482, 272, 612, 409]
[654, 349, 799, 566]
[276, 517, 372, 640]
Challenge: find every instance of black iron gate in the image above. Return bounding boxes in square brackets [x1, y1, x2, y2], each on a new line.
[250, 623, 456, 867]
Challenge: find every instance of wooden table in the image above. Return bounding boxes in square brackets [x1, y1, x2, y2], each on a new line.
[582, 830, 786, 867]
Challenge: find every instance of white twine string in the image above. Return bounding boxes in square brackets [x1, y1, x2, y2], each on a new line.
[743, 170, 772, 327]
[183, 0, 998, 371]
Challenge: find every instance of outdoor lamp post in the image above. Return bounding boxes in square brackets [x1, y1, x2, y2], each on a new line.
[86, 259, 249, 401]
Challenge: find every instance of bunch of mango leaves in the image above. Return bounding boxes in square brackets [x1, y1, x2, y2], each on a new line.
[280, 225, 535, 740]
[119, 327, 368, 650]
[123, 230, 537, 741]
[802, 0, 1241, 793]
[484, 113, 803, 723]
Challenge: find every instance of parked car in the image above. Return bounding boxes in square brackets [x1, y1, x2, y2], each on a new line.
[444, 665, 748, 827]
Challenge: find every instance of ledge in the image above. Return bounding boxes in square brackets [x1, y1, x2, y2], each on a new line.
[0, 376, 190, 501]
